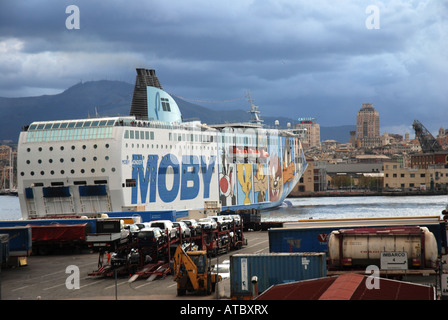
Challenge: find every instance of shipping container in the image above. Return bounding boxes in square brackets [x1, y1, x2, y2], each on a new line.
[269, 216, 447, 255]
[0, 226, 32, 257]
[328, 226, 438, 269]
[0, 218, 98, 233]
[230, 253, 326, 299]
[0, 233, 9, 266]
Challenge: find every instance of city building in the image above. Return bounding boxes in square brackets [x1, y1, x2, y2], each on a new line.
[296, 118, 320, 149]
[410, 151, 448, 169]
[356, 103, 381, 149]
[383, 160, 448, 191]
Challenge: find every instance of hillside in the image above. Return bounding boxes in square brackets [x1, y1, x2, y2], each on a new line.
[0, 80, 353, 143]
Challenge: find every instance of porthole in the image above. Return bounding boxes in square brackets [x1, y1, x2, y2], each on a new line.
[101, 168, 105, 173]
[26, 160, 30, 164]
[94, 144, 97, 149]
[60, 158, 64, 163]
[31, 171, 35, 176]
[38, 159, 42, 164]
[40, 171, 45, 175]
[49, 159, 53, 163]
[38, 147, 42, 152]
[91, 169, 95, 173]
[82, 145, 86, 149]
[82, 157, 86, 162]
[105, 144, 110, 148]
[61, 170, 65, 174]
[105, 156, 109, 161]
[81, 169, 85, 174]
[20, 172, 24, 176]
[50, 170, 54, 175]
[27, 148, 31, 152]
[71, 158, 75, 162]
[49, 146, 53, 151]
[71, 169, 75, 174]
[93, 156, 97, 161]
[111, 168, 116, 172]
[71, 146, 76, 150]
[60, 146, 64, 151]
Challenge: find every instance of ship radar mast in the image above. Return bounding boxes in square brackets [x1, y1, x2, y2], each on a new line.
[246, 91, 264, 125]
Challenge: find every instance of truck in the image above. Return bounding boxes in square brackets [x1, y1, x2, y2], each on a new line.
[86, 219, 130, 250]
[173, 244, 222, 296]
[29, 223, 89, 255]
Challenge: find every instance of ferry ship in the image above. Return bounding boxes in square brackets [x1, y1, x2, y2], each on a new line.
[16, 69, 307, 221]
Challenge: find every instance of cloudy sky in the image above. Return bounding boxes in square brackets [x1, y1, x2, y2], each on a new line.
[0, 0, 447, 135]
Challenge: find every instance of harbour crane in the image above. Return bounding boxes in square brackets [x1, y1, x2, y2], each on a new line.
[412, 120, 442, 153]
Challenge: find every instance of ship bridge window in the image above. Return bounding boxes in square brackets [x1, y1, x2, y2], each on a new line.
[29, 124, 37, 131]
[68, 122, 76, 128]
[83, 121, 92, 127]
[161, 98, 171, 111]
[107, 120, 115, 126]
[75, 122, 84, 128]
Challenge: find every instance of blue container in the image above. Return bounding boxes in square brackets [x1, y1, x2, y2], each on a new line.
[0, 226, 32, 257]
[269, 219, 447, 255]
[230, 253, 326, 299]
[0, 233, 9, 265]
[269, 227, 336, 254]
[0, 218, 98, 233]
[106, 210, 176, 222]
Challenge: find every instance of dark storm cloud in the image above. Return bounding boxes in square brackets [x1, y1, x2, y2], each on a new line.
[0, 0, 447, 135]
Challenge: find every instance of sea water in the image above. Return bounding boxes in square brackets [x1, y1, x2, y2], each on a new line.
[0, 194, 447, 222]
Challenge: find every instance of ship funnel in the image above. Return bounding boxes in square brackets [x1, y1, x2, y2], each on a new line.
[130, 68, 163, 120]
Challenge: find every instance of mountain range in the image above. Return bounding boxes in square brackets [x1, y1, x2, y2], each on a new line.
[0, 80, 354, 143]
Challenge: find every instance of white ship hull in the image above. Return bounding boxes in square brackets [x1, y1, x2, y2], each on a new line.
[17, 69, 307, 221]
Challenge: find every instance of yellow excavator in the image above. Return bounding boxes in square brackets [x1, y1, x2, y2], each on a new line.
[173, 245, 222, 296]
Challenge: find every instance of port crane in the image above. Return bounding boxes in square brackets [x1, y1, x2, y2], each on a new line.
[412, 120, 442, 153]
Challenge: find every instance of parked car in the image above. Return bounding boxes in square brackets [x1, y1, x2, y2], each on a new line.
[181, 219, 201, 236]
[209, 215, 228, 230]
[230, 215, 241, 226]
[197, 217, 218, 231]
[110, 248, 140, 267]
[125, 224, 141, 241]
[147, 220, 177, 239]
[137, 227, 167, 246]
[221, 215, 234, 228]
[173, 221, 191, 238]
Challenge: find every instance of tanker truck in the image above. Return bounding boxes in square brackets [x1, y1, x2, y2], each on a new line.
[327, 226, 438, 270]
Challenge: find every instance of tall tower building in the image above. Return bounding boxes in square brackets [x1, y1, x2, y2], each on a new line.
[296, 118, 321, 149]
[356, 103, 380, 149]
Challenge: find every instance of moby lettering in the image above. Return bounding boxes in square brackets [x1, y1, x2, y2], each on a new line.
[131, 154, 216, 204]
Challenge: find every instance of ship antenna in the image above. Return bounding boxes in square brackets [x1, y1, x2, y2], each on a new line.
[247, 91, 263, 125]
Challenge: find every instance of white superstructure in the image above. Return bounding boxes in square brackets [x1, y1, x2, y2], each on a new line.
[17, 69, 307, 221]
